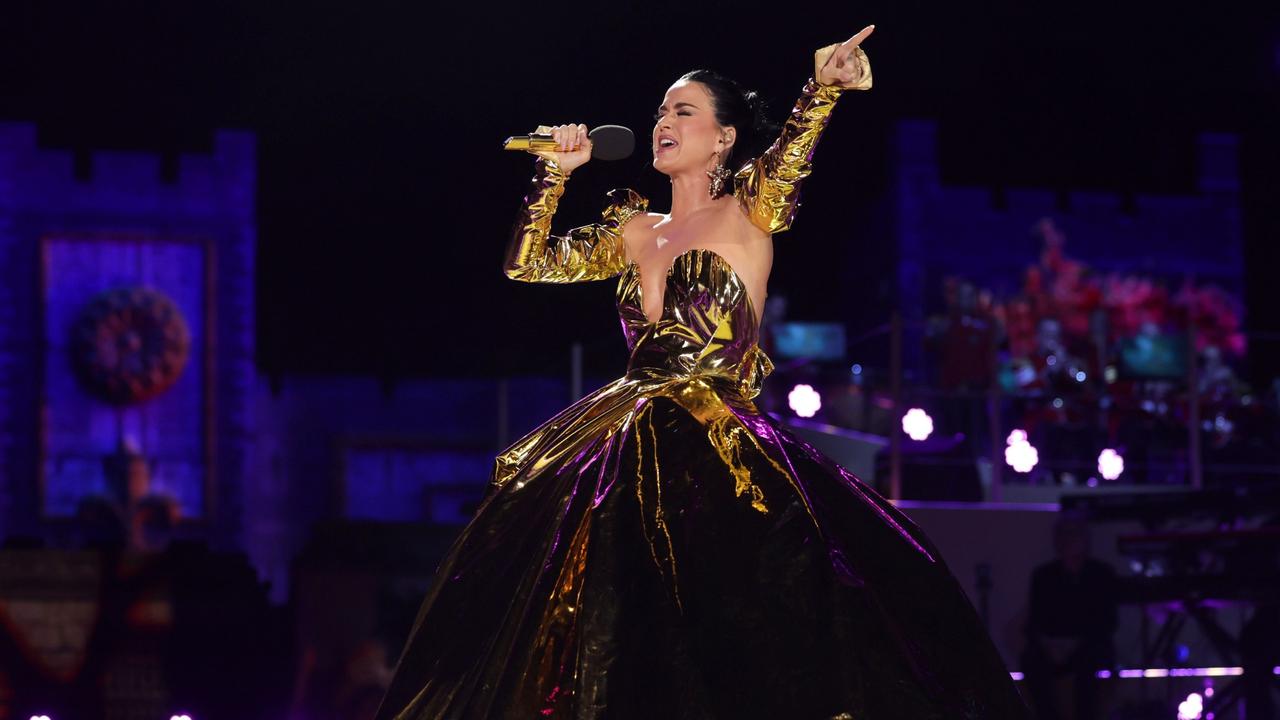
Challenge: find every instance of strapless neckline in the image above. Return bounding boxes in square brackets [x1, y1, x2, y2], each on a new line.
[626, 247, 760, 327]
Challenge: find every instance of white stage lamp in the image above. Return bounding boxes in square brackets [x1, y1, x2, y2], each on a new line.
[788, 384, 822, 418]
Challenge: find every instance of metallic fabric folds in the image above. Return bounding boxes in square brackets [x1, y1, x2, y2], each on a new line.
[378, 74, 1029, 720]
[733, 78, 848, 235]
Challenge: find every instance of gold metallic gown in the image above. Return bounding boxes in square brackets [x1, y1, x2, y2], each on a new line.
[376, 74, 1030, 720]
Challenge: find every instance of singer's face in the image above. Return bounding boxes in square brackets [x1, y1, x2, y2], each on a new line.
[652, 80, 724, 175]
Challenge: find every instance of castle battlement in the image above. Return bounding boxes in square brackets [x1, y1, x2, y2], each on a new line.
[0, 123, 254, 219]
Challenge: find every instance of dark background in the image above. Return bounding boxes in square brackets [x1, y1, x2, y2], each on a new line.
[2, 0, 1276, 380]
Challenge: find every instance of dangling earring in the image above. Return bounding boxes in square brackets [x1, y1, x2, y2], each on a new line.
[706, 151, 732, 199]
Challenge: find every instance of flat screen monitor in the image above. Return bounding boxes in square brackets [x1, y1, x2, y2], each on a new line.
[1117, 333, 1189, 380]
[771, 322, 846, 362]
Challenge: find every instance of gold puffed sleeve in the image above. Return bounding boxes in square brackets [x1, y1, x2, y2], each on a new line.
[733, 46, 872, 235]
[504, 156, 650, 283]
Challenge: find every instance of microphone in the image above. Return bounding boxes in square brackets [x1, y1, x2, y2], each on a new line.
[503, 125, 635, 161]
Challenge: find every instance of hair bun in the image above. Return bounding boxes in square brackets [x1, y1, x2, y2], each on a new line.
[675, 68, 781, 183]
[742, 90, 774, 135]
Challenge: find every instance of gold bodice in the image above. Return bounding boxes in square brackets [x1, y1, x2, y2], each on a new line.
[617, 248, 774, 401]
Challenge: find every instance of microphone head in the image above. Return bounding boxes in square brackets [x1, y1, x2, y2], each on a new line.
[588, 125, 635, 161]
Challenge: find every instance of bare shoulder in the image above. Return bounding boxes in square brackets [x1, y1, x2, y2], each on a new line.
[622, 212, 664, 260]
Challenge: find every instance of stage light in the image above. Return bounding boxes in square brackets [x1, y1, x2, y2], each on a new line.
[1015, 665, 1253, 683]
[901, 408, 933, 441]
[1015, 364, 1036, 385]
[30, 716, 53, 720]
[1004, 429, 1038, 473]
[1097, 448, 1124, 480]
[170, 715, 193, 720]
[850, 363, 862, 375]
[788, 384, 821, 418]
[1074, 370, 1086, 382]
[1177, 691, 1204, 720]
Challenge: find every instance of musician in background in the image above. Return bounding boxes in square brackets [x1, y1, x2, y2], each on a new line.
[1243, 602, 1279, 719]
[1241, 512, 1280, 720]
[1021, 514, 1119, 720]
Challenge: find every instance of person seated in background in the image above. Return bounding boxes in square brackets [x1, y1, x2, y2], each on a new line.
[1021, 514, 1119, 720]
[74, 494, 129, 550]
[129, 493, 179, 553]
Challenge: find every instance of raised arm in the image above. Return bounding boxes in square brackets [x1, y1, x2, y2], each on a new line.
[734, 26, 875, 235]
[504, 155, 649, 283]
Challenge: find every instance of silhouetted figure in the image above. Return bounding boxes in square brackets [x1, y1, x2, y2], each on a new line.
[74, 494, 129, 550]
[129, 493, 179, 552]
[1240, 513, 1280, 719]
[1242, 603, 1279, 719]
[1021, 515, 1118, 720]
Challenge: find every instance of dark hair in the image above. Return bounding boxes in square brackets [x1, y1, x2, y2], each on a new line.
[678, 69, 779, 184]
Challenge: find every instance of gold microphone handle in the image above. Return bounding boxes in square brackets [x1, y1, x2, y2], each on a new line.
[503, 134, 559, 151]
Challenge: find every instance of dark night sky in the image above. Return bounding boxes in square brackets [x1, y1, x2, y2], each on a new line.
[2, 1, 1278, 380]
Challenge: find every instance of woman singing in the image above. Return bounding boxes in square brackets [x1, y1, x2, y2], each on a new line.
[377, 25, 1030, 719]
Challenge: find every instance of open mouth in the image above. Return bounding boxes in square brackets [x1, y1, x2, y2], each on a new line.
[655, 137, 678, 154]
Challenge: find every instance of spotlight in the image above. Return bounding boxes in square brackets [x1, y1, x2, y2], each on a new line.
[1097, 448, 1124, 481]
[1004, 429, 1038, 473]
[1177, 692, 1203, 720]
[30, 716, 53, 720]
[901, 408, 933, 441]
[1015, 364, 1036, 385]
[787, 384, 821, 418]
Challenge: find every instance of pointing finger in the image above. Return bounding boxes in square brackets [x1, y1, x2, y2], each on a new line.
[839, 24, 875, 54]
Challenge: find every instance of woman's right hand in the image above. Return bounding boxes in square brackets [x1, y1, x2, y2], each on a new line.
[530, 123, 592, 175]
